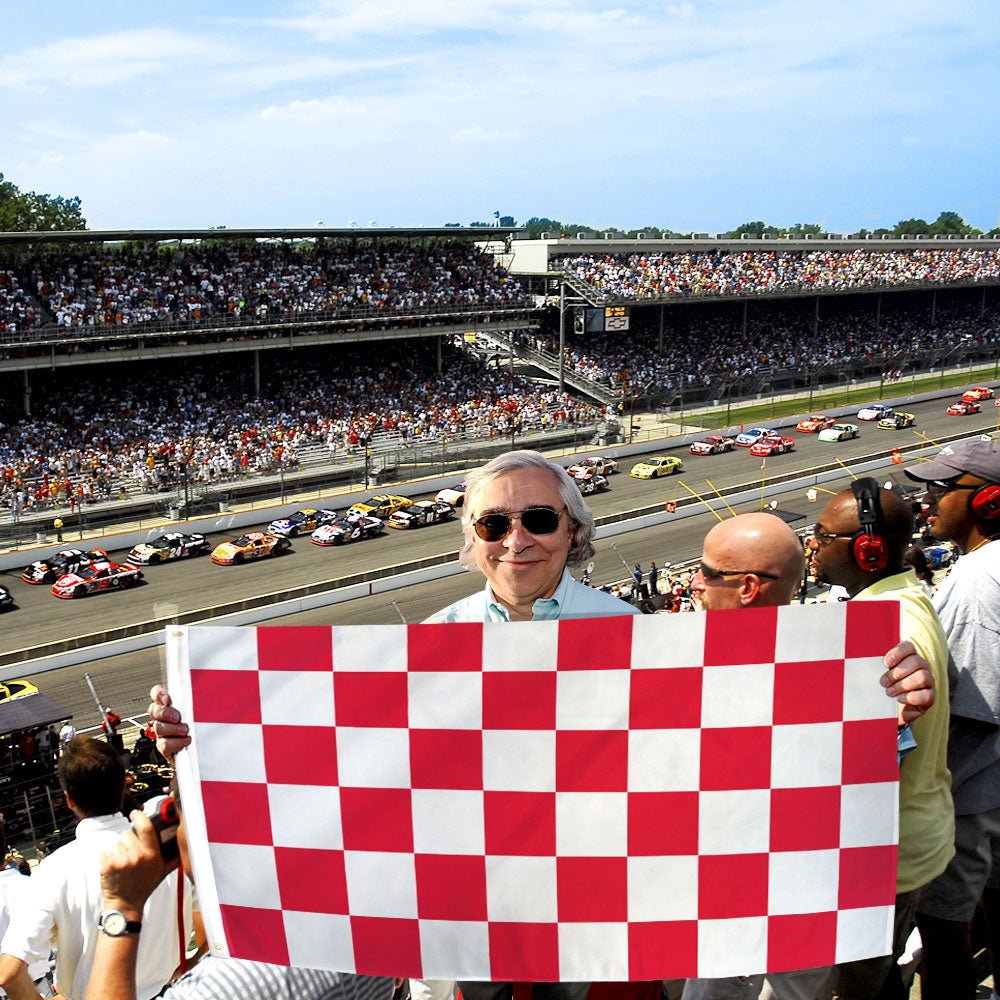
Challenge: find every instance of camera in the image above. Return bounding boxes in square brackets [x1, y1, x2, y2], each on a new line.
[138, 796, 180, 861]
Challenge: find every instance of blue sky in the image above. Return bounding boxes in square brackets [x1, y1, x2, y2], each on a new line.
[3, 1, 999, 232]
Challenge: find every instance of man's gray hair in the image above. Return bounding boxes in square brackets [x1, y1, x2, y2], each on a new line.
[458, 450, 597, 569]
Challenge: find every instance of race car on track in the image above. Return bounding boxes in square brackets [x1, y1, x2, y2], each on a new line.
[962, 386, 993, 403]
[689, 435, 736, 456]
[817, 422, 859, 443]
[0, 679, 37, 700]
[348, 494, 413, 519]
[311, 515, 384, 546]
[878, 411, 916, 430]
[387, 500, 455, 529]
[567, 456, 618, 477]
[267, 507, 339, 537]
[435, 482, 467, 507]
[0, 586, 14, 611]
[51, 560, 143, 599]
[749, 435, 795, 457]
[796, 415, 836, 433]
[734, 427, 776, 447]
[574, 472, 610, 496]
[210, 531, 291, 565]
[947, 400, 981, 416]
[127, 532, 207, 565]
[629, 455, 684, 479]
[23, 548, 109, 585]
[858, 403, 894, 421]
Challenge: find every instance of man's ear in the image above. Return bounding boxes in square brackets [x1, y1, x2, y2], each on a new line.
[738, 575, 761, 607]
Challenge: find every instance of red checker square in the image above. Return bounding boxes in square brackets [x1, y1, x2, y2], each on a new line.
[352, 916, 423, 977]
[488, 922, 560, 982]
[410, 730, 483, 790]
[845, 600, 900, 659]
[842, 719, 899, 784]
[557, 616, 632, 670]
[257, 626, 332, 671]
[335, 672, 408, 728]
[773, 660, 845, 725]
[700, 727, 772, 790]
[340, 787, 413, 853]
[556, 730, 628, 792]
[698, 854, 769, 919]
[191, 669, 261, 725]
[263, 725, 338, 785]
[220, 904, 289, 965]
[407, 622, 482, 671]
[770, 787, 841, 852]
[202, 781, 273, 845]
[275, 847, 348, 913]
[484, 791, 555, 856]
[703, 606, 777, 666]
[767, 912, 837, 974]
[630, 668, 702, 729]
[839, 845, 898, 909]
[483, 672, 556, 730]
[628, 921, 698, 980]
[557, 857, 627, 921]
[628, 792, 699, 856]
[415, 853, 487, 920]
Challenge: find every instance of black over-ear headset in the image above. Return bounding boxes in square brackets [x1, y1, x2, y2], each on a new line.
[970, 483, 1000, 521]
[851, 477, 889, 573]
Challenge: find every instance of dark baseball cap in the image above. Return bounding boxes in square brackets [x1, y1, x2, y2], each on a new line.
[905, 437, 1000, 485]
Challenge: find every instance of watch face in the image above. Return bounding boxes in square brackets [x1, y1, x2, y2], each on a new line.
[102, 911, 128, 935]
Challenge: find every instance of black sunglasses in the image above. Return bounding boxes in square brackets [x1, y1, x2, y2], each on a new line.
[473, 506, 565, 542]
[699, 560, 780, 581]
[923, 480, 978, 496]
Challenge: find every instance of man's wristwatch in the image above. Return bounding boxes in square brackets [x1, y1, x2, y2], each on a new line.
[98, 910, 142, 937]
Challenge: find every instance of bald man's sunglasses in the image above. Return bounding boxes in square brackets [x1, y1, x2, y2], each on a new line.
[473, 506, 565, 542]
[698, 561, 779, 581]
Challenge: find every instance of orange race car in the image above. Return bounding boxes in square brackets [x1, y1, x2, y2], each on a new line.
[210, 531, 292, 565]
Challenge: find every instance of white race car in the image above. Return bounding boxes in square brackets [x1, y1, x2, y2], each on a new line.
[567, 456, 618, 477]
[435, 481, 467, 507]
[311, 515, 385, 546]
[387, 500, 455, 529]
[857, 403, 893, 421]
[128, 532, 207, 565]
[817, 423, 859, 443]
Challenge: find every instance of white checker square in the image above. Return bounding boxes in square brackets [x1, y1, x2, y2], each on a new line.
[412, 789, 485, 855]
[630, 613, 706, 669]
[188, 626, 259, 670]
[333, 624, 407, 671]
[556, 670, 630, 730]
[627, 856, 698, 921]
[698, 917, 767, 978]
[483, 730, 555, 791]
[840, 783, 899, 848]
[835, 905, 894, 964]
[771, 723, 842, 788]
[699, 789, 770, 856]
[768, 849, 839, 914]
[628, 730, 700, 791]
[344, 850, 417, 918]
[701, 663, 774, 728]
[482, 620, 558, 671]
[556, 792, 628, 856]
[268, 784, 342, 850]
[419, 920, 492, 980]
[485, 855, 557, 922]
[336, 727, 411, 788]
[843, 657, 896, 721]
[284, 911, 355, 972]
[775, 602, 845, 662]
[408, 672, 482, 730]
[193, 722, 265, 782]
[259, 671, 335, 726]
[211, 843, 280, 908]
[559, 923, 628, 981]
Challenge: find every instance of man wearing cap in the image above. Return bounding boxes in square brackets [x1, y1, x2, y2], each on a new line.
[905, 437, 1000, 1000]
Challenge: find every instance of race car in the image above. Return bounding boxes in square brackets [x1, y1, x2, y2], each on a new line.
[574, 472, 610, 496]
[127, 532, 207, 565]
[858, 403, 894, 421]
[947, 400, 981, 416]
[348, 494, 413, 519]
[817, 422, 859, 443]
[0, 586, 14, 611]
[210, 531, 291, 565]
[435, 482, 467, 507]
[23, 548, 109, 585]
[749, 435, 795, 456]
[962, 386, 993, 403]
[689, 435, 736, 456]
[878, 411, 916, 430]
[734, 427, 775, 447]
[311, 515, 385, 546]
[51, 560, 143, 598]
[629, 455, 684, 479]
[267, 507, 339, 537]
[567, 456, 618, 477]
[796, 415, 836, 433]
[0, 679, 37, 701]
[387, 500, 455, 529]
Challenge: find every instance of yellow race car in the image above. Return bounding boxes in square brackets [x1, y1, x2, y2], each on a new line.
[0, 679, 39, 702]
[629, 456, 684, 479]
[348, 494, 414, 519]
[211, 531, 292, 565]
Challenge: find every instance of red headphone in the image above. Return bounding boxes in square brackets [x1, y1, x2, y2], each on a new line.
[970, 483, 1000, 521]
[851, 477, 889, 573]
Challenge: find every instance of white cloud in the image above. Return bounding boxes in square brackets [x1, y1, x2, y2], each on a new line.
[450, 126, 522, 144]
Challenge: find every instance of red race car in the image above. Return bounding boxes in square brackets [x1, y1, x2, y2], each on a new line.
[947, 400, 981, 416]
[749, 436, 795, 457]
[796, 415, 836, 433]
[689, 435, 736, 455]
[962, 386, 993, 403]
[51, 560, 142, 599]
